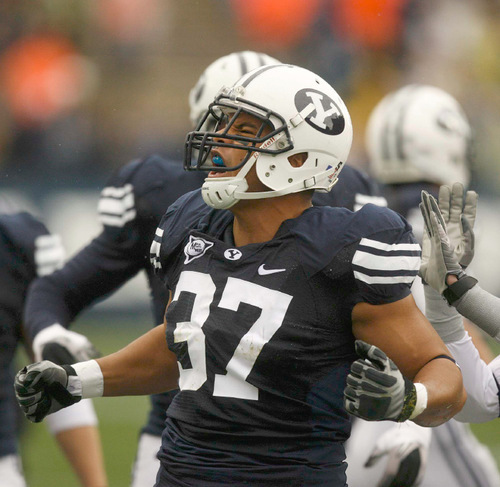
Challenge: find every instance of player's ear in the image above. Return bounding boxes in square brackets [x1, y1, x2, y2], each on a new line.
[288, 152, 308, 168]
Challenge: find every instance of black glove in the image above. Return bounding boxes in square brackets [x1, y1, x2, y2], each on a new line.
[344, 341, 417, 422]
[15, 361, 82, 423]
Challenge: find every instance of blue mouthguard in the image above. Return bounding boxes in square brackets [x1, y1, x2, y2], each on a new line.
[213, 155, 224, 167]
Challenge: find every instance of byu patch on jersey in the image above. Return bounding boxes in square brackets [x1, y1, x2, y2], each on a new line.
[184, 235, 214, 264]
[294, 88, 345, 135]
[224, 248, 242, 261]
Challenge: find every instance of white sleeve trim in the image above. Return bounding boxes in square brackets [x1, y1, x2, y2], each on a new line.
[45, 399, 97, 434]
[448, 333, 500, 423]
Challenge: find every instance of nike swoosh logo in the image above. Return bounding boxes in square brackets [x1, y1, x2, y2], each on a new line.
[258, 264, 286, 276]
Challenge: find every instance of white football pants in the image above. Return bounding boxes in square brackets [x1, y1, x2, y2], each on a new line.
[131, 433, 161, 487]
[0, 454, 26, 487]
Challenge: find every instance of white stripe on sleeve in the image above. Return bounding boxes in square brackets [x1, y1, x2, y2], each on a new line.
[34, 234, 65, 276]
[98, 184, 136, 227]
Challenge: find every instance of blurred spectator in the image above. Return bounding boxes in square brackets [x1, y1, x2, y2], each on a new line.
[0, 33, 101, 187]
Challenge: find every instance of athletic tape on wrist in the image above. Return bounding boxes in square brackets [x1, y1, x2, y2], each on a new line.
[409, 383, 428, 420]
[72, 360, 104, 398]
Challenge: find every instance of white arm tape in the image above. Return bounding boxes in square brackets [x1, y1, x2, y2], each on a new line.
[410, 383, 428, 420]
[447, 333, 500, 423]
[72, 360, 104, 399]
[45, 399, 97, 435]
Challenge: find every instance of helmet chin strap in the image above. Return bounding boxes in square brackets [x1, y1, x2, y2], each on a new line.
[201, 153, 257, 209]
[201, 126, 342, 209]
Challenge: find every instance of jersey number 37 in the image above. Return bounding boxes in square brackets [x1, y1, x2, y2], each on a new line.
[169, 270, 293, 400]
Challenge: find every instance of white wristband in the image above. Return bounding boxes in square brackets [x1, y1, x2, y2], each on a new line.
[409, 382, 428, 420]
[72, 360, 104, 398]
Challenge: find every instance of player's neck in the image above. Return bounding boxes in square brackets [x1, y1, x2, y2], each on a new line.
[231, 194, 312, 246]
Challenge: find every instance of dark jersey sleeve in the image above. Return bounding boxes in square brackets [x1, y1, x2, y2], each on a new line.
[348, 206, 421, 305]
[24, 157, 166, 340]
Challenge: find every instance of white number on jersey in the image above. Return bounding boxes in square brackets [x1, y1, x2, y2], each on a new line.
[171, 271, 293, 400]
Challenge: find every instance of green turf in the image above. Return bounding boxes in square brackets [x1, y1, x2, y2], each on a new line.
[17, 313, 500, 485]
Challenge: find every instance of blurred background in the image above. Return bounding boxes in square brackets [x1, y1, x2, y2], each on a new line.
[2, 0, 500, 484]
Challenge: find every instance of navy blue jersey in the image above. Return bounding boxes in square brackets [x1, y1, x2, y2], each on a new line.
[24, 157, 385, 438]
[150, 190, 420, 486]
[0, 212, 63, 457]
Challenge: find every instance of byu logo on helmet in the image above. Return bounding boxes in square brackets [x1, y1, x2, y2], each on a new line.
[184, 235, 214, 264]
[295, 89, 345, 135]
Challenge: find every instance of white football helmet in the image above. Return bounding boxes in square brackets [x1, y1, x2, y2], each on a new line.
[366, 84, 471, 187]
[189, 51, 282, 128]
[185, 64, 353, 209]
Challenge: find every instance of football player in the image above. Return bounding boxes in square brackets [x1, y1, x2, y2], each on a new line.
[345, 85, 500, 487]
[16, 64, 465, 487]
[0, 209, 107, 487]
[21, 51, 390, 486]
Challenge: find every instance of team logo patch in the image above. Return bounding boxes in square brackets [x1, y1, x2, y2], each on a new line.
[184, 235, 214, 264]
[294, 88, 345, 135]
[224, 248, 242, 261]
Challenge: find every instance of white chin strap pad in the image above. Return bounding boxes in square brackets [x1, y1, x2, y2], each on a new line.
[201, 177, 249, 209]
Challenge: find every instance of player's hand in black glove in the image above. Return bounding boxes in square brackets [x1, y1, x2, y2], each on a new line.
[344, 341, 419, 422]
[14, 361, 82, 423]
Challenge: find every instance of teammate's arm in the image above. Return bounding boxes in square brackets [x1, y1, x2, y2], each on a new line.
[350, 294, 466, 427]
[419, 184, 500, 422]
[25, 231, 144, 351]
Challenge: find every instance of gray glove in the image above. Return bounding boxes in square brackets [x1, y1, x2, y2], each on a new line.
[419, 190, 464, 294]
[344, 341, 418, 422]
[437, 183, 477, 268]
[14, 361, 82, 423]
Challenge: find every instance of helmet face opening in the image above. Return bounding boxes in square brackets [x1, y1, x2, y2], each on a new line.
[184, 94, 293, 173]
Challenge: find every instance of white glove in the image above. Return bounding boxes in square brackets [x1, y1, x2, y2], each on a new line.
[436, 183, 477, 268]
[419, 191, 465, 294]
[365, 422, 432, 487]
[32, 324, 100, 364]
